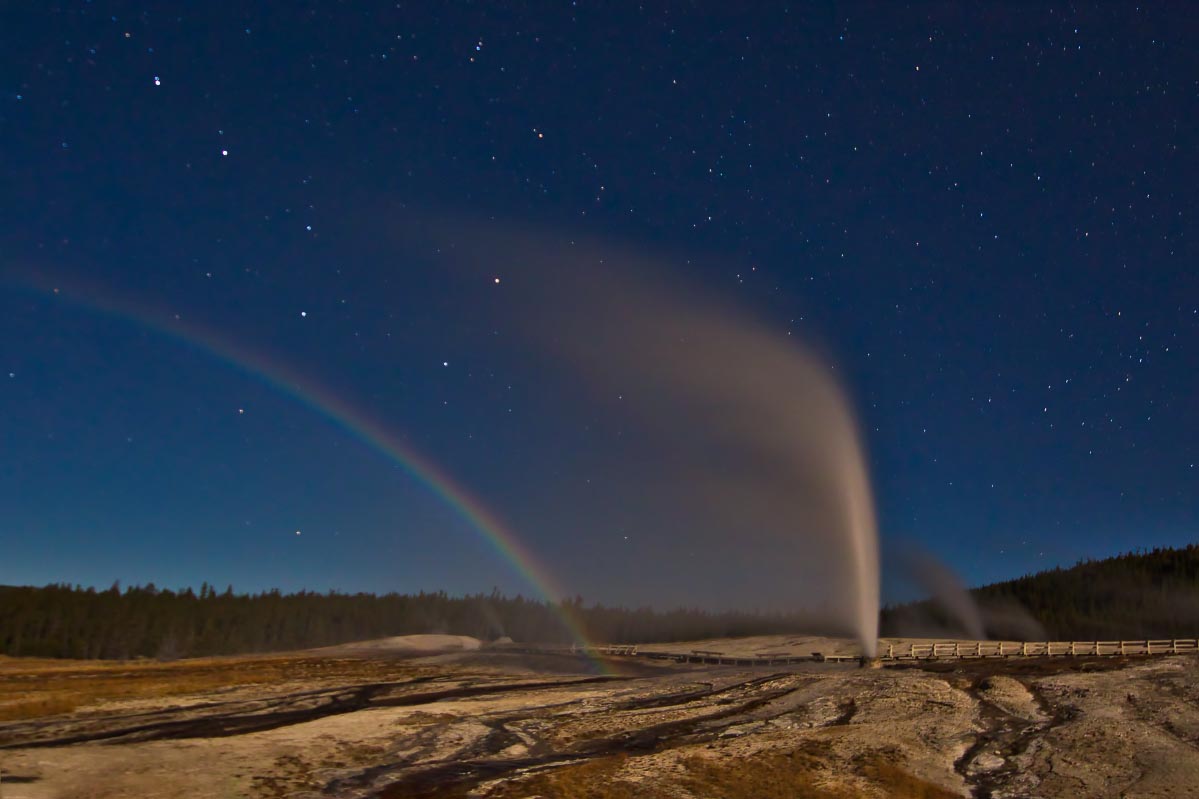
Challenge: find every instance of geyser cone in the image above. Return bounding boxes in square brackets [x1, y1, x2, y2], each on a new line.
[428, 225, 881, 653]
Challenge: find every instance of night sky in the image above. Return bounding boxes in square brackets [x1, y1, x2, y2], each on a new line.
[2, 4, 1195, 606]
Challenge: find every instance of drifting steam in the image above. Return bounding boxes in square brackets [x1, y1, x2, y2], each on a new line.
[901, 549, 987, 640]
[433, 228, 882, 655]
[884, 547, 1046, 641]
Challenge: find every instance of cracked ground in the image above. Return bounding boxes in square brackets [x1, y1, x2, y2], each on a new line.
[3, 644, 1199, 798]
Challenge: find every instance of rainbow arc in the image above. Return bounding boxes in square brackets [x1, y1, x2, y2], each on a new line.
[13, 274, 599, 660]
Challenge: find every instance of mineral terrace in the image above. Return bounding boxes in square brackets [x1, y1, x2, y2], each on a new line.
[2, 635, 1198, 798]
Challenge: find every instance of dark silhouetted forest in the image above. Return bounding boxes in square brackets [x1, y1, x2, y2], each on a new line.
[881, 544, 1199, 640]
[11, 544, 1199, 660]
[0, 582, 837, 660]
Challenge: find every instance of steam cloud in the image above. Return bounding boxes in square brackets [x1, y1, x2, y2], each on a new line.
[432, 228, 881, 655]
[885, 547, 1046, 641]
[901, 550, 986, 640]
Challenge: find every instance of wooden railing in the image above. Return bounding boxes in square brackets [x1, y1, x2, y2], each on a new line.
[881, 639, 1199, 660]
[550, 639, 1199, 665]
[569, 643, 639, 656]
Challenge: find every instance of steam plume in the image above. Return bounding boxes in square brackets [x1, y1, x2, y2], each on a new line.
[901, 549, 986, 639]
[431, 227, 882, 655]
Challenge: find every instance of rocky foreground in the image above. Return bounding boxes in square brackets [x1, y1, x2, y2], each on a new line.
[2, 640, 1199, 798]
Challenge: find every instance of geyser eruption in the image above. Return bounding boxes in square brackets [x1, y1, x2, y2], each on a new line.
[432, 228, 881, 655]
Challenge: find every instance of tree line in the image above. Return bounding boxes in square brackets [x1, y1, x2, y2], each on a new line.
[0, 582, 839, 660]
[13, 543, 1194, 659]
[881, 543, 1199, 640]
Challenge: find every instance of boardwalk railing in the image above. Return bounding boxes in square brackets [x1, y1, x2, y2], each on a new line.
[882, 639, 1199, 660]
[546, 639, 1199, 666]
[570, 643, 639, 657]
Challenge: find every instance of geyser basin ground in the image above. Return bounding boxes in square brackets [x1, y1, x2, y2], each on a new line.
[3, 636, 1199, 798]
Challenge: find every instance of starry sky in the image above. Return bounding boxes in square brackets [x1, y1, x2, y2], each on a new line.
[1, 4, 1196, 605]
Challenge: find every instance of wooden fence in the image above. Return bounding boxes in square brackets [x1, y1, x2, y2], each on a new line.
[882, 639, 1199, 660]
[550, 639, 1199, 666]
